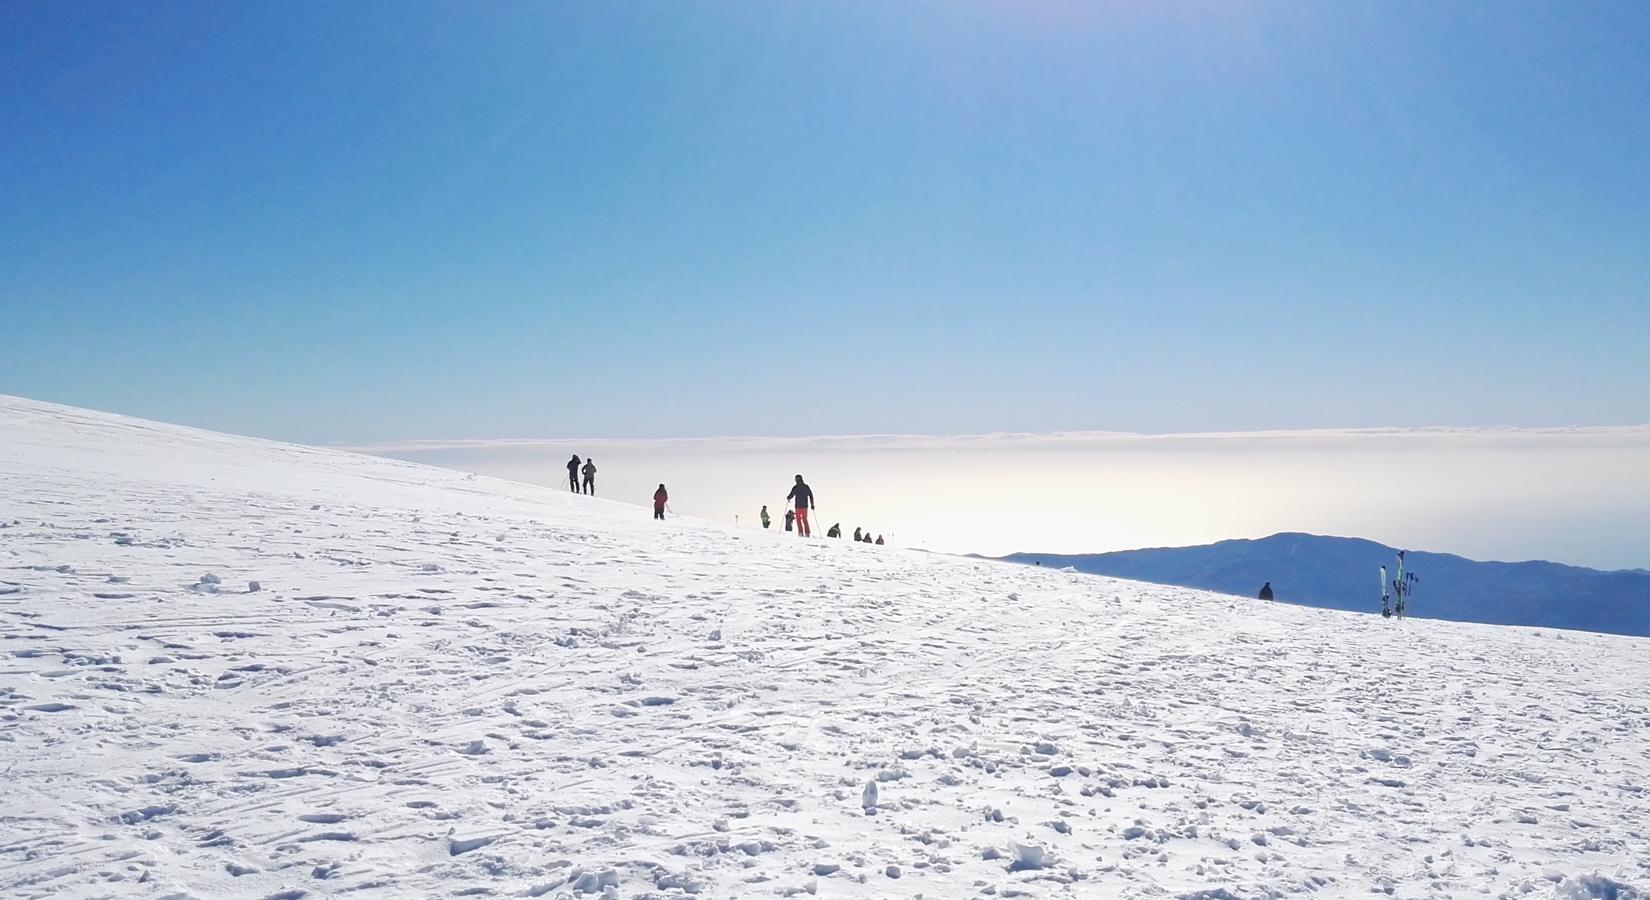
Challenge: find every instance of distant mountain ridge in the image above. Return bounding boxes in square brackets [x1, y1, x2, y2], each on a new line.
[995, 533, 1650, 638]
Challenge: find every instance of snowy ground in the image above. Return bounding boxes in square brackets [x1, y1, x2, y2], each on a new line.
[2, 395, 1647, 900]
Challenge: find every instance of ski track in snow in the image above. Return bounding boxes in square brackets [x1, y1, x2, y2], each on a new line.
[1, 395, 1647, 899]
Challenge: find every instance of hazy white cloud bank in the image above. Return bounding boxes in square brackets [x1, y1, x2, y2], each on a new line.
[351, 427, 1650, 570]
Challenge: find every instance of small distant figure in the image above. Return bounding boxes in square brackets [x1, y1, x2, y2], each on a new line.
[874, 535, 884, 546]
[581, 459, 597, 495]
[786, 475, 814, 537]
[653, 484, 668, 520]
[566, 454, 582, 492]
[760, 505, 771, 529]
[827, 523, 841, 538]
[852, 527, 863, 542]
[784, 509, 795, 532]
[861, 532, 872, 544]
[1258, 582, 1274, 601]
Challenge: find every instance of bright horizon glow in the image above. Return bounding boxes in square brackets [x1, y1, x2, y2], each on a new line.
[355, 425, 1650, 572]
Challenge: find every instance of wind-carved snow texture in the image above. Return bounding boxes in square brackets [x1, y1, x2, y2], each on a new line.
[1, 394, 1647, 900]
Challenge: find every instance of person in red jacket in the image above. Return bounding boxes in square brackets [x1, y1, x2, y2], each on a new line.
[653, 484, 668, 520]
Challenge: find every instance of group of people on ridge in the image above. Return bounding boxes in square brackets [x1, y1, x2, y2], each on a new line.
[758, 475, 884, 544]
[565, 454, 598, 495]
[564, 464, 883, 543]
[567, 453, 668, 519]
[846, 527, 885, 545]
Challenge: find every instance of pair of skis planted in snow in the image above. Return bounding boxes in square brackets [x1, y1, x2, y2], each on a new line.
[1381, 551, 1418, 619]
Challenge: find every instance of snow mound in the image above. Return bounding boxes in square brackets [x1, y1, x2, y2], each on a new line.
[1, 393, 1648, 898]
[1556, 875, 1645, 900]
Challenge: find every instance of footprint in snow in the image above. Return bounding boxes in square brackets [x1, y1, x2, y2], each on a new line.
[298, 813, 349, 824]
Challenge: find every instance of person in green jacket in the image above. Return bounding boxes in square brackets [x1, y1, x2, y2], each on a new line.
[581, 459, 596, 495]
[760, 505, 771, 529]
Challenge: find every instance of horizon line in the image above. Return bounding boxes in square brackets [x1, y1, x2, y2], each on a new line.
[339, 423, 1650, 454]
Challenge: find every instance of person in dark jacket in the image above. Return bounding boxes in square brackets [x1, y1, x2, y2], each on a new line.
[826, 523, 841, 538]
[1258, 582, 1274, 601]
[760, 506, 771, 529]
[852, 527, 862, 542]
[567, 455, 581, 492]
[653, 484, 668, 520]
[785, 475, 814, 537]
[875, 535, 884, 545]
[784, 509, 795, 532]
[581, 459, 597, 495]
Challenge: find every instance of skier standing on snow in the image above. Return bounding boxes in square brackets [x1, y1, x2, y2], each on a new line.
[786, 474, 814, 537]
[567, 454, 582, 492]
[784, 509, 795, 532]
[653, 484, 668, 520]
[581, 459, 597, 495]
[1258, 582, 1273, 601]
[760, 506, 771, 529]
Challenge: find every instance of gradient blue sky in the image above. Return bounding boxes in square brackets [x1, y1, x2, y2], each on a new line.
[4, 2, 1648, 443]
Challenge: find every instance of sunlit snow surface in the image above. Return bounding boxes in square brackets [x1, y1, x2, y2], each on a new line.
[2, 395, 1646, 899]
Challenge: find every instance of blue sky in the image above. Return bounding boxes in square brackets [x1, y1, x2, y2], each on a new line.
[4, 2, 1648, 443]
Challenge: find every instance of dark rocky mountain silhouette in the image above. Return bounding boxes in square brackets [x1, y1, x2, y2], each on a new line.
[997, 533, 1650, 638]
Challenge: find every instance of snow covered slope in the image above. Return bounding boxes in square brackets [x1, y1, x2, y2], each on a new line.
[2, 395, 1647, 900]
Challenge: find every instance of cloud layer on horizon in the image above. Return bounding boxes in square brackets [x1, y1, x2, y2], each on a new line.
[357, 426, 1650, 572]
[344, 424, 1650, 454]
